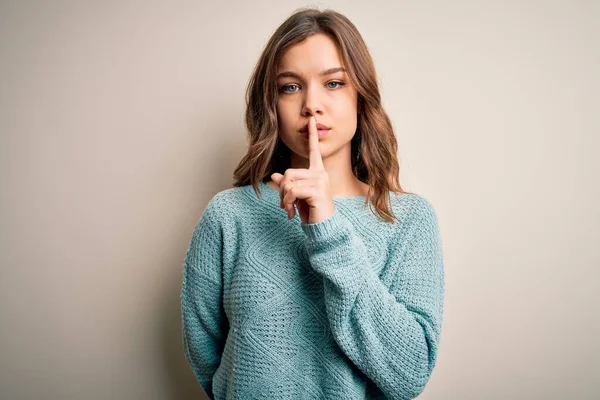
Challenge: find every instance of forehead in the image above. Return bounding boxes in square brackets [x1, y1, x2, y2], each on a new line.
[277, 34, 344, 74]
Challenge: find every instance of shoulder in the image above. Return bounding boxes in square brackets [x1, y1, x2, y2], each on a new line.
[388, 192, 441, 239]
[198, 185, 252, 224]
[390, 192, 438, 221]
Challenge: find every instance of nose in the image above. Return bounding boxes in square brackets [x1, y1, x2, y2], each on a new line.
[301, 83, 323, 117]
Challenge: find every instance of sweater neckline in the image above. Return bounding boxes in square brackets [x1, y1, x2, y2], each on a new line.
[258, 180, 370, 203]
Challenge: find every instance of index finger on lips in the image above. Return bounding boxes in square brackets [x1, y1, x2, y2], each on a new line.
[308, 116, 324, 170]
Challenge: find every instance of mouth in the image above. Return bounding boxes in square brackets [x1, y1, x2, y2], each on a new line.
[299, 122, 331, 139]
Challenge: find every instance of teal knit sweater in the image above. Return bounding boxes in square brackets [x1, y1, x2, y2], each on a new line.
[181, 180, 445, 399]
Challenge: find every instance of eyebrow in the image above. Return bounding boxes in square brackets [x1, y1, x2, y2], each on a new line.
[276, 67, 347, 80]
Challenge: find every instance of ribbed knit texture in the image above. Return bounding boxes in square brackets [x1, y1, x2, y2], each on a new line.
[181, 180, 444, 400]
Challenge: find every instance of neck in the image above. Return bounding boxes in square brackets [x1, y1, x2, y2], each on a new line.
[289, 143, 367, 197]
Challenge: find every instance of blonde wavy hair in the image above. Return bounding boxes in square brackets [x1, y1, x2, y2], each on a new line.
[232, 7, 413, 223]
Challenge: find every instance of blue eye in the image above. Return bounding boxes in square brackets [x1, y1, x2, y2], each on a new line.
[327, 81, 344, 89]
[279, 81, 345, 93]
[280, 84, 299, 93]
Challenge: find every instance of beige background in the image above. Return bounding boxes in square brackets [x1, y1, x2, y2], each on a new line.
[1, 0, 598, 399]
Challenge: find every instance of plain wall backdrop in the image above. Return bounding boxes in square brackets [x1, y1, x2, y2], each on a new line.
[1, 0, 598, 399]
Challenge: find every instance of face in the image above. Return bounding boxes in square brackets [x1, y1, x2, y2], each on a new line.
[275, 33, 358, 166]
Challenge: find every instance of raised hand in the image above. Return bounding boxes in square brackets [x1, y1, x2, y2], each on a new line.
[270, 115, 335, 224]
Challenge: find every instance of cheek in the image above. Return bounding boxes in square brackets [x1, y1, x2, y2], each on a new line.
[331, 93, 357, 114]
[276, 102, 293, 125]
[334, 98, 357, 125]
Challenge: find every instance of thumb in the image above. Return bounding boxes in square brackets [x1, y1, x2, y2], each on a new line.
[271, 173, 283, 184]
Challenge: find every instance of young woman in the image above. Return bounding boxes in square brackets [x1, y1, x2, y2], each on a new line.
[181, 7, 445, 400]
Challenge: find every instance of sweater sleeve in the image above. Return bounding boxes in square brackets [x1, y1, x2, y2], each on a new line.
[181, 197, 229, 400]
[300, 195, 445, 400]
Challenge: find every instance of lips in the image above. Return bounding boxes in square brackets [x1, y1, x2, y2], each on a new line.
[299, 122, 330, 133]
